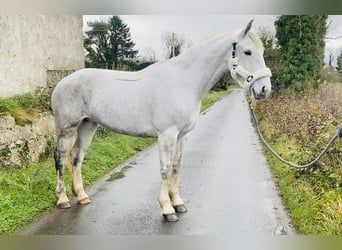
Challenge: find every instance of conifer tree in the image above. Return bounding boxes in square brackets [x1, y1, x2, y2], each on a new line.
[84, 16, 138, 70]
[258, 27, 280, 89]
[107, 16, 138, 70]
[84, 21, 110, 68]
[275, 15, 327, 89]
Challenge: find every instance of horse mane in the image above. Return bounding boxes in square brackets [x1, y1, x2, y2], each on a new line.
[170, 30, 264, 62]
[180, 33, 231, 56]
[108, 30, 264, 81]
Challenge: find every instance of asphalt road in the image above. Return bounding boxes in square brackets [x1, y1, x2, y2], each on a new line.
[18, 89, 295, 235]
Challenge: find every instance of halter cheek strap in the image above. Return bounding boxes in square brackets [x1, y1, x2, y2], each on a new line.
[230, 42, 272, 89]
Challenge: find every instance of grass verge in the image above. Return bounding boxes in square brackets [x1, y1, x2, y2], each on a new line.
[266, 144, 342, 235]
[0, 88, 231, 235]
[0, 89, 51, 126]
[253, 84, 342, 234]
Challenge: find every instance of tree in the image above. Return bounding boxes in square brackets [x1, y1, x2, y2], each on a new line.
[212, 72, 233, 90]
[258, 27, 281, 90]
[84, 21, 110, 68]
[275, 15, 328, 89]
[107, 16, 138, 70]
[135, 48, 157, 71]
[139, 47, 157, 63]
[84, 16, 138, 70]
[337, 50, 342, 73]
[163, 32, 185, 59]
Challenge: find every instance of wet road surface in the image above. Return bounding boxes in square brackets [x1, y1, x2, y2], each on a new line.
[18, 89, 295, 235]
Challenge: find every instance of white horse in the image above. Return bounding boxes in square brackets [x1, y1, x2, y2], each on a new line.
[51, 20, 272, 222]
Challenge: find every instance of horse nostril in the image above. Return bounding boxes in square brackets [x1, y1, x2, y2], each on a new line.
[261, 86, 266, 94]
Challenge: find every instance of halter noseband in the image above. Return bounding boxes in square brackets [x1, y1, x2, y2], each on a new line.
[230, 42, 272, 89]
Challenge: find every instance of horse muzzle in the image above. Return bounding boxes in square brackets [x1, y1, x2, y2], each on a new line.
[251, 84, 270, 100]
[231, 65, 272, 100]
[251, 74, 272, 100]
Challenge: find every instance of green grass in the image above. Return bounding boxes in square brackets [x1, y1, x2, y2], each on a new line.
[0, 92, 46, 115]
[253, 84, 342, 234]
[0, 90, 51, 126]
[200, 88, 232, 112]
[265, 142, 342, 234]
[256, 117, 342, 234]
[0, 134, 155, 235]
[81, 134, 155, 187]
[0, 88, 231, 235]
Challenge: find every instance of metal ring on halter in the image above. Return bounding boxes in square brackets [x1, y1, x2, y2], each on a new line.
[246, 75, 254, 83]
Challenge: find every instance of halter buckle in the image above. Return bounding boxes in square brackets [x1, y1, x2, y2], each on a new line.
[232, 42, 237, 58]
[246, 75, 254, 83]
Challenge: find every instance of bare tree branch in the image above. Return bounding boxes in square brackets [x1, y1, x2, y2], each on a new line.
[162, 32, 185, 59]
[325, 35, 342, 40]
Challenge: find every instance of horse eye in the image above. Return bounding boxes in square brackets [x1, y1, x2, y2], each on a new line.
[244, 50, 252, 56]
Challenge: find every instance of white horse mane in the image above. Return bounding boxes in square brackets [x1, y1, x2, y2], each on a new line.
[173, 33, 232, 60]
[108, 34, 232, 81]
[109, 30, 264, 82]
[179, 30, 264, 58]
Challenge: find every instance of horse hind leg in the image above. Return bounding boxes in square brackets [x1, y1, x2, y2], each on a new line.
[71, 118, 98, 205]
[55, 127, 77, 209]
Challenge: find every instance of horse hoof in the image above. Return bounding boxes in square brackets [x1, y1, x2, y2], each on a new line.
[174, 205, 187, 213]
[57, 202, 71, 209]
[78, 198, 91, 205]
[163, 213, 179, 222]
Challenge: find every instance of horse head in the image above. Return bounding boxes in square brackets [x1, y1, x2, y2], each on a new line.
[229, 20, 272, 100]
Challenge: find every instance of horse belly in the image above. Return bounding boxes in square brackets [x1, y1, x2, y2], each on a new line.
[103, 120, 157, 138]
[88, 103, 157, 138]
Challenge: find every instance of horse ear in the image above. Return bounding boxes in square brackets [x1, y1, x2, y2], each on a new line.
[242, 19, 254, 36]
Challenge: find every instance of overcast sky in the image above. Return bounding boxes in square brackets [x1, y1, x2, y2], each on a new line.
[83, 15, 342, 65]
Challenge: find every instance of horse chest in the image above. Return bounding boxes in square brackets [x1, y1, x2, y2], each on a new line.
[151, 98, 200, 136]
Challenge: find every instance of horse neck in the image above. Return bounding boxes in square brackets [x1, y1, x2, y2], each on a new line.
[169, 35, 233, 100]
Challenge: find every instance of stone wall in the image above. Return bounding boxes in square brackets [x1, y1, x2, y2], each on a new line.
[0, 15, 84, 168]
[0, 15, 84, 97]
[0, 114, 55, 168]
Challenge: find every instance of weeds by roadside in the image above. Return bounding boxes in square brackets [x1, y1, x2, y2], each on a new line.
[254, 83, 342, 234]
[0, 87, 52, 126]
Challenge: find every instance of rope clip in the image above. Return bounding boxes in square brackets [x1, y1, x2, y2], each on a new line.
[338, 127, 342, 139]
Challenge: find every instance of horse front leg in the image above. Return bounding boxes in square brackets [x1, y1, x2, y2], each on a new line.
[169, 135, 187, 213]
[157, 127, 179, 222]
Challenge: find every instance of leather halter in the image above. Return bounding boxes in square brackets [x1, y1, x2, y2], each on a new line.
[230, 42, 272, 89]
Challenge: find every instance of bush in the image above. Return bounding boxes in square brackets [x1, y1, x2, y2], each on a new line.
[323, 66, 342, 83]
[0, 87, 52, 126]
[254, 83, 342, 185]
[253, 83, 342, 234]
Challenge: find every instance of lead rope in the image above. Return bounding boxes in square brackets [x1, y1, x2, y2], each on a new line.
[248, 98, 342, 169]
